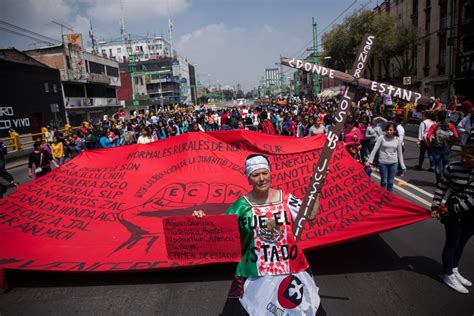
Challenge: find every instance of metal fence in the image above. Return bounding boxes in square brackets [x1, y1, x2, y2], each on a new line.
[1, 125, 79, 153]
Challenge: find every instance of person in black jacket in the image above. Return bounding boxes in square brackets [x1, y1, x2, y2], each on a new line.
[431, 129, 474, 294]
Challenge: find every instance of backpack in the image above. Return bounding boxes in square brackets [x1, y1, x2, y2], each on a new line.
[431, 123, 452, 148]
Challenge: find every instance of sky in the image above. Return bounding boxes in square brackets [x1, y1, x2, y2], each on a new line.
[0, 0, 374, 91]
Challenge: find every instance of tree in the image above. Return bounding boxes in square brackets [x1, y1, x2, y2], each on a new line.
[321, 10, 420, 83]
[321, 11, 373, 72]
[223, 89, 234, 101]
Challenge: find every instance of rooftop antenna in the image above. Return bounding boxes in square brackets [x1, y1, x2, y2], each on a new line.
[167, 1, 174, 59]
[89, 20, 97, 53]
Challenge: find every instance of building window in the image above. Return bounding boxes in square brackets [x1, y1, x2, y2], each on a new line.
[53, 83, 57, 93]
[424, 39, 430, 76]
[117, 47, 122, 53]
[438, 34, 446, 75]
[101, 49, 106, 55]
[106, 66, 119, 77]
[439, 0, 448, 29]
[89, 61, 105, 74]
[44, 82, 49, 93]
[157, 44, 162, 49]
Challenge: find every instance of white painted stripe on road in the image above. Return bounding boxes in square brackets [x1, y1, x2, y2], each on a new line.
[372, 173, 432, 208]
[392, 176, 434, 198]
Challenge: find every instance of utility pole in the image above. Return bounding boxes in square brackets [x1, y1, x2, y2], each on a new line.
[311, 17, 320, 98]
[120, 10, 138, 114]
[168, 18, 174, 59]
[52, 20, 73, 45]
[88, 20, 97, 54]
[279, 55, 284, 96]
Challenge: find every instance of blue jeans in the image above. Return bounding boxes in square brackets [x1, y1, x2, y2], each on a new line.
[54, 157, 64, 165]
[378, 162, 397, 192]
[431, 146, 450, 183]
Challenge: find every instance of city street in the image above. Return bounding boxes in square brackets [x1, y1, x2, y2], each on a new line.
[0, 136, 472, 315]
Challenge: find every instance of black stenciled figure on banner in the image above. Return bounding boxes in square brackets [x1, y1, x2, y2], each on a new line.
[193, 154, 325, 316]
[431, 128, 474, 294]
[28, 140, 58, 179]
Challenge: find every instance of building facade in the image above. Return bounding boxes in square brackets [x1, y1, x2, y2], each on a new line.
[95, 36, 172, 63]
[24, 37, 122, 126]
[117, 56, 194, 114]
[372, 0, 474, 102]
[0, 48, 67, 137]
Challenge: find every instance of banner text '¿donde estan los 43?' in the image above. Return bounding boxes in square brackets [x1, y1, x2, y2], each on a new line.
[281, 57, 431, 105]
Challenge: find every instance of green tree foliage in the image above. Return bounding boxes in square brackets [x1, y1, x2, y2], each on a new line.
[321, 10, 419, 82]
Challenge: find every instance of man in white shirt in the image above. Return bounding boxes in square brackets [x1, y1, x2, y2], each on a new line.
[395, 117, 405, 147]
[457, 102, 472, 146]
[415, 111, 435, 170]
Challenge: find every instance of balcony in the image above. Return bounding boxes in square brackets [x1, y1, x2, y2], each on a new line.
[60, 69, 88, 82]
[65, 97, 120, 108]
[88, 73, 109, 84]
[60, 69, 120, 87]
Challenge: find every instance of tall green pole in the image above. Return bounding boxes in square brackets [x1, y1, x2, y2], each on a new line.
[279, 54, 284, 95]
[447, 0, 456, 101]
[312, 17, 320, 98]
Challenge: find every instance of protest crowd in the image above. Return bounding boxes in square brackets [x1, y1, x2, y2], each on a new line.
[35, 90, 471, 177]
[2, 89, 473, 297]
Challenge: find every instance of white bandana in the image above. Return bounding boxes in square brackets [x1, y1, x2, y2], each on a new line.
[245, 156, 270, 177]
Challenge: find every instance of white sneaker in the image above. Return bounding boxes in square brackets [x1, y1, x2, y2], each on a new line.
[444, 274, 469, 294]
[453, 268, 472, 287]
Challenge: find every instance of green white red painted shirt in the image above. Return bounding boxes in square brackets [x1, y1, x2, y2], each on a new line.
[225, 190, 309, 277]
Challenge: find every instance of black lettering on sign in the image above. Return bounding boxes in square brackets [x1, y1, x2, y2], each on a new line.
[163, 216, 240, 263]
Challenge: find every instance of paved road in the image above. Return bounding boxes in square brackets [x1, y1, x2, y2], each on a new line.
[0, 138, 472, 315]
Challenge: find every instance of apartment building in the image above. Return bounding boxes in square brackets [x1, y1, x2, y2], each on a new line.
[95, 36, 172, 63]
[24, 35, 122, 125]
[372, 0, 473, 102]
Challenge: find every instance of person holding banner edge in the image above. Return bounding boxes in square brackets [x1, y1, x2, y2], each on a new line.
[430, 129, 474, 294]
[193, 154, 324, 315]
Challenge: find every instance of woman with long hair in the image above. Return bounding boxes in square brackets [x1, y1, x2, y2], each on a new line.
[367, 122, 406, 192]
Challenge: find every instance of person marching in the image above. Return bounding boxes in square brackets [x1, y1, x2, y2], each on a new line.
[425, 111, 459, 184]
[366, 122, 406, 192]
[430, 129, 474, 294]
[193, 154, 323, 315]
[28, 140, 58, 178]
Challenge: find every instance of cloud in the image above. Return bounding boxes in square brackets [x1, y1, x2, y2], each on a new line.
[86, 0, 190, 22]
[0, 0, 91, 47]
[176, 23, 304, 91]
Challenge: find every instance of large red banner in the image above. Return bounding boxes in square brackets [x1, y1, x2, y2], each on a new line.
[0, 130, 428, 287]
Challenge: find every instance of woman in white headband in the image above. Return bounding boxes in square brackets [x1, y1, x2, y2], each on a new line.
[193, 154, 324, 315]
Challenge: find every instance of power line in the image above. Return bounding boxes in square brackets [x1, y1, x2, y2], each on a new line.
[289, 0, 361, 60]
[0, 20, 61, 44]
[0, 26, 57, 45]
